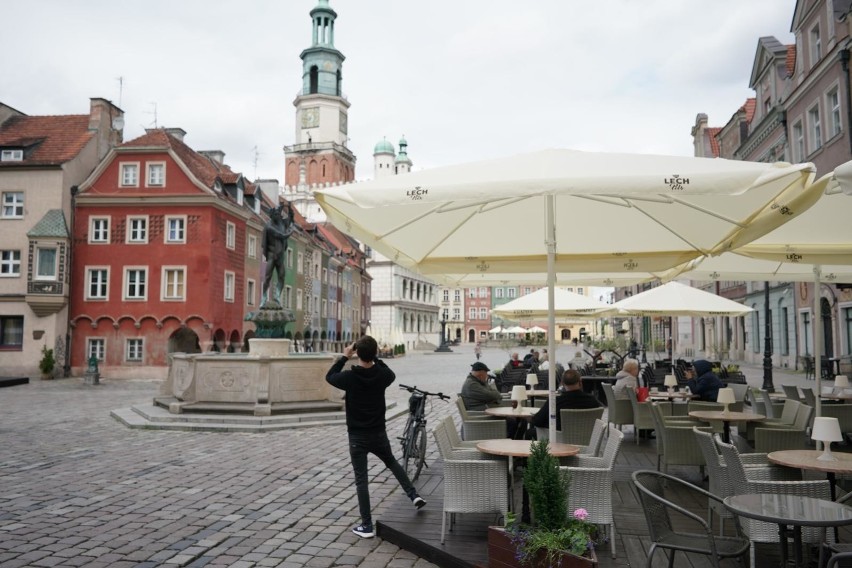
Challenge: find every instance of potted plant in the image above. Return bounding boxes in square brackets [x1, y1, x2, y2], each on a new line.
[39, 345, 56, 380]
[488, 440, 599, 567]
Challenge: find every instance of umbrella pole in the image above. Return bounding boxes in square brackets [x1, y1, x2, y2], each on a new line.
[546, 195, 557, 443]
[814, 265, 822, 420]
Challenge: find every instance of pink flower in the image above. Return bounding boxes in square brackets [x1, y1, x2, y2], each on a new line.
[573, 508, 589, 521]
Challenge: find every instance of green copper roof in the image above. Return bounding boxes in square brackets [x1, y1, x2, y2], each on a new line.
[373, 138, 395, 155]
[27, 209, 69, 238]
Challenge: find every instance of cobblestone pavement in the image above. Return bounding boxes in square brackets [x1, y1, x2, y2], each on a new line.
[0, 343, 810, 567]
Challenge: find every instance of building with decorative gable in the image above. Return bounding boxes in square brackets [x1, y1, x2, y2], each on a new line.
[0, 98, 123, 377]
[69, 128, 268, 379]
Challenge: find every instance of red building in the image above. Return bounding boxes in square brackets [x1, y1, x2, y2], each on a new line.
[69, 128, 266, 379]
[465, 286, 492, 344]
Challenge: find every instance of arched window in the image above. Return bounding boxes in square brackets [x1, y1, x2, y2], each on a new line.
[309, 66, 319, 94]
[336, 69, 342, 96]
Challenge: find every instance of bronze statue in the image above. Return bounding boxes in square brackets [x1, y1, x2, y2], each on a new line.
[261, 204, 294, 306]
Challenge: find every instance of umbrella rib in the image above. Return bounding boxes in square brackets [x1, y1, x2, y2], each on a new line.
[626, 201, 709, 254]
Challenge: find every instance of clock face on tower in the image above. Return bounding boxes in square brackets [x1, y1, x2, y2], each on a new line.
[301, 107, 319, 129]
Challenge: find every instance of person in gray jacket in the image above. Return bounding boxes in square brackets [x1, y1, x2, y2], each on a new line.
[461, 361, 502, 410]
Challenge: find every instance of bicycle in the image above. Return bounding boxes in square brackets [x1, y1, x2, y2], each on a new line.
[397, 384, 449, 481]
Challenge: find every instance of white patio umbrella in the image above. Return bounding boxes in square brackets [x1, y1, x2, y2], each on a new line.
[488, 325, 505, 334]
[527, 325, 548, 334]
[663, 164, 852, 415]
[315, 149, 822, 440]
[505, 326, 528, 334]
[610, 281, 755, 318]
[493, 287, 614, 319]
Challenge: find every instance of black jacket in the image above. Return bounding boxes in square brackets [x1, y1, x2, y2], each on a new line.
[532, 389, 601, 429]
[326, 357, 395, 432]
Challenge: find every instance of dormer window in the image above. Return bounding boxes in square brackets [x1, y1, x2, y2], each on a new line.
[1, 149, 23, 161]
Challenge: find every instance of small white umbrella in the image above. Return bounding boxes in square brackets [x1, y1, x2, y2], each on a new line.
[611, 281, 754, 317]
[488, 326, 505, 334]
[493, 287, 613, 319]
[505, 326, 528, 334]
[527, 325, 548, 334]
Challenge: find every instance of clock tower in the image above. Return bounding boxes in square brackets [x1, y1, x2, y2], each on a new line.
[284, 0, 355, 189]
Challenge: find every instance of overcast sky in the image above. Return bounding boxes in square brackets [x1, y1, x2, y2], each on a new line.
[2, 1, 795, 183]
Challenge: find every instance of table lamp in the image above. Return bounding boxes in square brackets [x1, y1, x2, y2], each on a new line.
[716, 387, 736, 416]
[526, 373, 538, 390]
[510, 385, 528, 411]
[812, 416, 843, 461]
[664, 375, 677, 394]
[835, 375, 849, 394]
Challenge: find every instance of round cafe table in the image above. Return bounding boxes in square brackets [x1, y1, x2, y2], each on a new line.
[767, 450, 852, 501]
[484, 405, 538, 439]
[688, 410, 765, 444]
[476, 439, 580, 523]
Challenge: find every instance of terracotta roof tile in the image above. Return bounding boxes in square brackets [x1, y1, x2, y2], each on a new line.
[786, 45, 796, 77]
[0, 114, 93, 166]
[707, 127, 722, 158]
[742, 98, 756, 124]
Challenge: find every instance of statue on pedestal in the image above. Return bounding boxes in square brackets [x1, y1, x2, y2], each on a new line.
[261, 204, 294, 307]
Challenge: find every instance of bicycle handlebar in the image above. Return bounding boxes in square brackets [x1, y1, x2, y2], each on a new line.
[399, 384, 450, 400]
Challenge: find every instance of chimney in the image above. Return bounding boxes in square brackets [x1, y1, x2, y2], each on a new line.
[89, 97, 124, 157]
[164, 127, 187, 142]
[199, 150, 225, 165]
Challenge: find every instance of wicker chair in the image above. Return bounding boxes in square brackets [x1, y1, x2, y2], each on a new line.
[801, 387, 817, 409]
[455, 396, 491, 420]
[748, 398, 800, 440]
[558, 406, 605, 445]
[559, 425, 624, 557]
[782, 384, 803, 402]
[753, 403, 814, 453]
[439, 416, 480, 450]
[432, 422, 488, 460]
[626, 388, 655, 444]
[440, 459, 509, 544]
[461, 419, 507, 441]
[649, 402, 710, 474]
[715, 435, 831, 566]
[820, 490, 852, 567]
[555, 419, 608, 466]
[602, 383, 633, 433]
[728, 382, 749, 403]
[632, 469, 750, 567]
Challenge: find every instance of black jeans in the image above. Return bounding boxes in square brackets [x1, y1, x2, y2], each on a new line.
[348, 429, 418, 525]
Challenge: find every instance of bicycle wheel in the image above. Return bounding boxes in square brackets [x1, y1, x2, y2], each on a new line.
[404, 423, 427, 481]
[399, 415, 415, 457]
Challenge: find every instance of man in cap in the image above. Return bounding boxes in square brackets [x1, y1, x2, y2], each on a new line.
[461, 361, 503, 410]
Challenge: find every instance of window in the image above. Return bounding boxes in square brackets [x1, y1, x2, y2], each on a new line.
[287, 248, 293, 268]
[146, 162, 165, 186]
[1, 149, 23, 161]
[120, 163, 139, 187]
[90, 217, 110, 243]
[479, 287, 487, 297]
[523, 287, 531, 295]
[808, 105, 822, 153]
[322, 299, 327, 317]
[126, 338, 143, 362]
[443, 289, 449, 301]
[87, 338, 105, 361]
[0, 316, 24, 349]
[479, 307, 487, 319]
[284, 285, 292, 309]
[247, 235, 257, 258]
[165, 217, 185, 243]
[468, 288, 476, 298]
[454, 289, 460, 302]
[226, 222, 236, 250]
[297, 288, 303, 310]
[845, 307, 852, 355]
[752, 311, 761, 353]
[810, 24, 821, 65]
[124, 267, 147, 300]
[792, 121, 805, 163]
[469, 307, 476, 319]
[247, 279, 256, 306]
[162, 267, 185, 301]
[1, 250, 21, 276]
[828, 88, 842, 138]
[127, 216, 148, 243]
[224, 271, 235, 302]
[781, 306, 789, 355]
[577, 287, 584, 295]
[323, 268, 328, 284]
[495, 288, 503, 298]
[86, 268, 109, 299]
[2, 192, 23, 218]
[802, 311, 812, 355]
[508, 288, 517, 298]
[297, 252, 304, 274]
[36, 247, 57, 280]
[453, 308, 460, 320]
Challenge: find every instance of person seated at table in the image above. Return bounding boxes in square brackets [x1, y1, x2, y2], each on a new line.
[461, 362, 503, 410]
[569, 351, 589, 372]
[686, 359, 723, 402]
[613, 358, 640, 399]
[506, 352, 523, 370]
[523, 349, 537, 368]
[539, 349, 548, 364]
[531, 370, 601, 430]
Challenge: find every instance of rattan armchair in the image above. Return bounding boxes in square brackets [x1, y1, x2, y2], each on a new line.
[440, 459, 509, 544]
[432, 421, 488, 460]
[461, 419, 508, 441]
[632, 469, 750, 567]
[753, 403, 814, 453]
[747, 398, 800, 440]
[602, 383, 633, 433]
[626, 388, 655, 444]
[715, 436, 831, 566]
[559, 425, 624, 557]
[649, 402, 711, 474]
[558, 406, 605, 445]
[782, 384, 803, 402]
[439, 416, 480, 449]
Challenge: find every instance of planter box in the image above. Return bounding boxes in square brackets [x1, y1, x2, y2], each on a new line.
[487, 526, 597, 568]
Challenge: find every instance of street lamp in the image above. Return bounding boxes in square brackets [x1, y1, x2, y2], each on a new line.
[762, 281, 774, 392]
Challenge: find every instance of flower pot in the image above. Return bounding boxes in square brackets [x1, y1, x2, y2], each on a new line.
[487, 526, 598, 568]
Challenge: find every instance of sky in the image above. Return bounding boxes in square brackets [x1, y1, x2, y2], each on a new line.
[2, 1, 795, 183]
